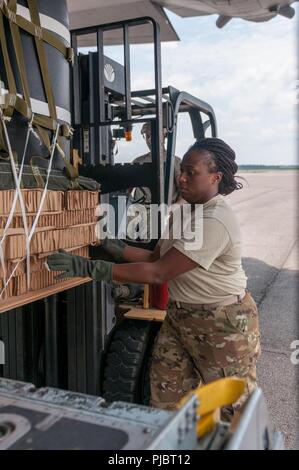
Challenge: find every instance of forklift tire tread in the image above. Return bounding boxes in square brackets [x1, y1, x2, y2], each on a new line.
[102, 320, 156, 404]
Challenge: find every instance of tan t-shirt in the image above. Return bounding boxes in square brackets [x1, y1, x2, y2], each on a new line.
[159, 194, 247, 304]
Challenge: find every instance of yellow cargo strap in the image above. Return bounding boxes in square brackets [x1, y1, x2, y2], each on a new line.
[0, 0, 74, 63]
[176, 377, 246, 438]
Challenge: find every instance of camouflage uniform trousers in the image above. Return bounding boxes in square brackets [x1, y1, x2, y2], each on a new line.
[150, 292, 261, 413]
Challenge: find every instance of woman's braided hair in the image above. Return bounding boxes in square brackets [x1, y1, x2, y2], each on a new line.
[185, 138, 243, 195]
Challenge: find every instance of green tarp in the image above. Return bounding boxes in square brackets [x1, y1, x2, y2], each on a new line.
[0, 162, 100, 191]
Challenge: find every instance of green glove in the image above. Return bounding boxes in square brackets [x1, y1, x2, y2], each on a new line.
[47, 251, 113, 282]
[101, 238, 126, 262]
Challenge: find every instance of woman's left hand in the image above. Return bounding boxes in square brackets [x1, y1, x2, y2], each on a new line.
[46, 251, 113, 282]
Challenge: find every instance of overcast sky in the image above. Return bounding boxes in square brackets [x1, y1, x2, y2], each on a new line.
[107, 5, 298, 166]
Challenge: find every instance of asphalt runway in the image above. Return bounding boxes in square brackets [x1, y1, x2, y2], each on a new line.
[226, 171, 298, 449]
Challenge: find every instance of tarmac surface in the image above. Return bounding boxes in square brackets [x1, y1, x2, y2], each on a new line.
[226, 171, 298, 449]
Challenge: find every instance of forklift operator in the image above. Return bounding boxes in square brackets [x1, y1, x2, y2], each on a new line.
[127, 122, 181, 241]
[132, 121, 181, 205]
[47, 137, 261, 414]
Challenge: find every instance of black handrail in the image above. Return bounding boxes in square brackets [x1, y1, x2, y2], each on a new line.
[165, 88, 217, 205]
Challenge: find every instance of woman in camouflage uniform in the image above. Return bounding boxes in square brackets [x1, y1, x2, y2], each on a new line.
[47, 138, 261, 414]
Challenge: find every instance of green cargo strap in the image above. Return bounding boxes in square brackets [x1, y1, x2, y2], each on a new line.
[1, 1, 74, 63]
[67, 47, 74, 66]
[27, 0, 77, 187]
[0, 7, 33, 125]
[1, 1, 73, 129]
[0, 8, 14, 150]
[1, 93, 32, 119]
[0, 8, 17, 118]
[32, 117, 74, 139]
[35, 124, 51, 150]
[0, 9, 16, 95]
[1, 0, 77, 184]
[61, 123, 74, 139]
[33, 115, 56, 132]
[5, 0, 31, 108]
[29, 155, 47, 188]
[0, 129, 5, 152]
[56, 138, 79, 188]
[27, 0, 56, 121]
[7, 0, 17, 11]
[36, 125, 79, 187]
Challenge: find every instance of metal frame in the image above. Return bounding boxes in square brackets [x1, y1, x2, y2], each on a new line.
[224, 388, 285, 450]
[71, 16, 165, 207]
[165, 86, 217, 205]
[118, 85, 218, 204]
[0, 378, 281, 450]
[0, 377, 198, 450]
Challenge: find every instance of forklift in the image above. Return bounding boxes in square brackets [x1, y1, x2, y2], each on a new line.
[70, 16, 218, 405]
[0, 6, 282, 449]
[0, 15, 217, 401]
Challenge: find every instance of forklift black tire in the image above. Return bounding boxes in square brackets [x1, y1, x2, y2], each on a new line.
[102, 319, 160, 405]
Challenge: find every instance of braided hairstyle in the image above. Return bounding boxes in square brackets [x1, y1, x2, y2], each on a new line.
[185, 138, 243, 195]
